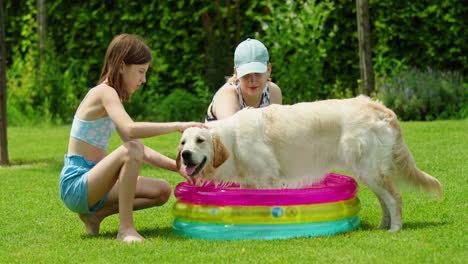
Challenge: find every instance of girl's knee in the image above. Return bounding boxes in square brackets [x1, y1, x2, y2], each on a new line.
[160, 181, 172, 202]
[154, 181, 171, 205]
[122, 140, 144, 161]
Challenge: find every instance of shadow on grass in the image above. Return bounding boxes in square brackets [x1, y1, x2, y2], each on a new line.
[402, 221, 448, 230]
[358, 221, 377, 231]
[80, 232, 116, 240]
[139, 226, 189, 240]
[80, 221, 449, 242]
[359, 220, 447, 231]
[80, 227, 189, 241]
[3, 158, 62, 167]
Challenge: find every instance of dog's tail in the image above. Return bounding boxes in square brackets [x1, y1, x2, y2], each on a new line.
[393, 134, 443, 199]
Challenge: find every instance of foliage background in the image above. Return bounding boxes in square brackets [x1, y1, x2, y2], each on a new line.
[3, 0, 467, 125]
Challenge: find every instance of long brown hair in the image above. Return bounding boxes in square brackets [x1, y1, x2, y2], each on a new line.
[98, 34, 152, 101]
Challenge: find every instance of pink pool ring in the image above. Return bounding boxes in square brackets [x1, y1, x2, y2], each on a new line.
[174, 173, 358, 206]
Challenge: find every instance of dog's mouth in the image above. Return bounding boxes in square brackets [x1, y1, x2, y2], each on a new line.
[183, 157, 207, 177]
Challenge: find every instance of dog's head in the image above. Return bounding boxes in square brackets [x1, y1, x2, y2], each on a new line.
[176, 127, 229, 178]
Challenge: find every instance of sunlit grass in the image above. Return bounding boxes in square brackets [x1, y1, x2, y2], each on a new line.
[0, 121, 466, 263]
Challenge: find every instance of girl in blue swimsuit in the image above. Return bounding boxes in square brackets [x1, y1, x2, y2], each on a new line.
[59, 34, 206, 243]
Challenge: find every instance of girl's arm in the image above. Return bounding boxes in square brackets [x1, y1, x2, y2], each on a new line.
[142, 145, 176, 171]
[115, 127, 175, 170]
[115, 126, 193, 182]
[269, 81, 283, 104]
[142, 145, 194, 183]
[100, 85, 205, 139]
[211, 84, 240, 120]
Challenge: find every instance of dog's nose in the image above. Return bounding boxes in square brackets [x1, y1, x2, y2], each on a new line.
[181, 150, 192, 161]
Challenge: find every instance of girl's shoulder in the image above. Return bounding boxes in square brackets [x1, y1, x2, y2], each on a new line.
[93, 83, 116, 92]
[268, 81, 282, 104]
[217, 82, 238, 96]
[223, 81, 239, 89]
[212, 82, 239, 106]
[268, 81, 281, 92]
[75, 84, 117, 119]
[90, 83, 120, 98]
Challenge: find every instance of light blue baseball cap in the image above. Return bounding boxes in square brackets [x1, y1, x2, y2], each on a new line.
[234, 38, 269, 78]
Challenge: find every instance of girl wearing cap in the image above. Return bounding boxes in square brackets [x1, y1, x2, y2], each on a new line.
[206, 38, 282, 121]
[59, 34, 206, 243]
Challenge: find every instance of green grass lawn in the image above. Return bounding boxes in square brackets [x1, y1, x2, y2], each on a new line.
[0, 121, 466, 263]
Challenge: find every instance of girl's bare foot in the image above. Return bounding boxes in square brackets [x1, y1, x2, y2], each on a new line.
[79, 214, 103, 235]
[117, 228, 144, 243]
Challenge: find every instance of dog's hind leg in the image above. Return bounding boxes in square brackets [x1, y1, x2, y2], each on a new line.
[359, 173, 402, 231]
[375, 195, 391, 229]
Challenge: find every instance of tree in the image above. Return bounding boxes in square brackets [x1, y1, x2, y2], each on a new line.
[37, 0, 46, 80]
[0, 0, 9, 165]
[356, 0, 375, 95]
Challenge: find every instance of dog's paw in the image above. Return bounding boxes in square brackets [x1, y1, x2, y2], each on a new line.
[388, 224, 402, 232]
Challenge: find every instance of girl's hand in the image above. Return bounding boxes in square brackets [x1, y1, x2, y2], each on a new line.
[177, 122, 208, 132]
[178, 166, 197, 185]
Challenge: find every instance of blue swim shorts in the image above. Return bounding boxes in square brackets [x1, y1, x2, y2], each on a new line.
[59, 155, 109, 214]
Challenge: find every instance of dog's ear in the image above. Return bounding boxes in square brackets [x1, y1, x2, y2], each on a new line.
[176, 147, 181, 170]
[212, 133, 229, 168]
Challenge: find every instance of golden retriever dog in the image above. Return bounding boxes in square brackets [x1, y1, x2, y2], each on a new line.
[176, 96, 442, 231]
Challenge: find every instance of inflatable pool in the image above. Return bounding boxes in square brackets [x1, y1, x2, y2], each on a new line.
[172, 173, 360, 240]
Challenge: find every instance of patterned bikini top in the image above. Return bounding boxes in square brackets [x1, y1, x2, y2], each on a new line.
[70, 116, 116, 150]
[69, 87, 115, 150]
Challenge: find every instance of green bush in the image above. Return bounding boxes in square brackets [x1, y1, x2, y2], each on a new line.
[154, 89, 207, 122]
[252, 0, 337, 103]
[4, 0, 466, 124]
[6, 43, 85, 126]
[371, 1, 466, 75]
[125, 75, 212, 122]
[378, 66, 467, 121]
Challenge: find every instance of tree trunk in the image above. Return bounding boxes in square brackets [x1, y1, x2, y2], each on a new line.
[37, 0, 46, 88]
[0, 0, 9, 165]
[356, 0, 374, 95]
[235, 0, 240, 45]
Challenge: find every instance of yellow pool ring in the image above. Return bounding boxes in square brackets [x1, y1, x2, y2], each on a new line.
[173, 197, 360, 224]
